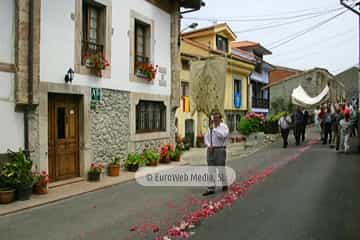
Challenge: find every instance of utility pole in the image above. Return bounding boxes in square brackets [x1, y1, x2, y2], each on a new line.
[340, 0, 360, 151]
[340, 0, 360, 107]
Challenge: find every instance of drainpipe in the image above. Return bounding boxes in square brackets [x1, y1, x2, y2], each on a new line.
[24, 0, 34, 154]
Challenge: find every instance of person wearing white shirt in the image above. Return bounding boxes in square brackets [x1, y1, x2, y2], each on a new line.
[278, 113, 292, 148]
[203, 111, 229, 196]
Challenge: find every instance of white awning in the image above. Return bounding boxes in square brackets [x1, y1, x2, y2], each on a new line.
[291, 85, 329, 107]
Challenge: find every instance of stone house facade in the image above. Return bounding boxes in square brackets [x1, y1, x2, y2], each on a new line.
[334, 66, 359, 102]
[265, 68, 346, 112]
[0, 0, 203, 182]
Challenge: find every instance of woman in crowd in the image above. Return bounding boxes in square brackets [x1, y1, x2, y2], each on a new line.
[339, 112, 352, 153]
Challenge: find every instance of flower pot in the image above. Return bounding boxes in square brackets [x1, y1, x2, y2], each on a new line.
[146, 161, 158, 167]
[126, 164, 139, 172]
[33, 184, 48, 194]
[159, 159, 171, 164]
[108, 164, 120, 177]
[16, 186, 33, 201]
[173, 156, 181, 162]
[88, 172, 101, 182]
[0, 188, 16, 204]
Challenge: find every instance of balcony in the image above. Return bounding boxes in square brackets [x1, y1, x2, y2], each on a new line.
[252, 97, 269, 109]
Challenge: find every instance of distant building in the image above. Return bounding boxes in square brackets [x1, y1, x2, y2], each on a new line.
[232, 41, 273, 115]
[264, 68, 346, 112]
[269, 65, 303, 85]
[334, 66, 359, 102]
[176, 23, 256, 144]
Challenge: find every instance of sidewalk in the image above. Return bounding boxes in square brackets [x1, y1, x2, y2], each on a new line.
[0, 161, 187, 216]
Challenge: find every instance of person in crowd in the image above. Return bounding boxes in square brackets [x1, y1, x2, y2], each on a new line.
[340, 112, 352, 153]
[203, 111, 229, 196]
[314, 106, 320, 130]
[318, 105, 326, 141]
[278, 112, 292, 148]
[323, 107, 333, 145]
[293, 107, 304, 146]
[301, 109, 309, 142]
[331, 106, 343, 151]
[351, 109, 358, 137]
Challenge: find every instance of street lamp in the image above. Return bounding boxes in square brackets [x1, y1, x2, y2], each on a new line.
[181, 22, 199, 32]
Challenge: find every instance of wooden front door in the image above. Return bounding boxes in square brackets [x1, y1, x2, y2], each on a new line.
[48, 94, 80, 181]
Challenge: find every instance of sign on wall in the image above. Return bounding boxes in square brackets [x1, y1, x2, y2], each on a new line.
[91, 88, 102, 109]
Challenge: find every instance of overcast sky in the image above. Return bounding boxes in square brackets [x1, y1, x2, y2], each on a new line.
[181, 0, 359, 75]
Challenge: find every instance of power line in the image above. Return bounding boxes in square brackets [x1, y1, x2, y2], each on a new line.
[270, 32, 356, 63]
[267, 9, 349, 50]
[272, 28, 356, 59]
[182, 7, 343, 23]
[233, 8, 343, 34]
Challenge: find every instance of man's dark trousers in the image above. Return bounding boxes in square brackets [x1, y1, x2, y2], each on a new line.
[281, 128, 290, 147]
[207, 147, 227, 191]
[323, 122, 332, 144]
[294, 123, 302, 145]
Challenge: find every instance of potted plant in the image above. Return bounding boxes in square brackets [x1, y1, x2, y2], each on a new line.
[108, 157, 121, 177]
[88, 163, 104, 182]
[169, 149, 176, 161]
[124, 153, 143, 172]
[159, 144, 174, 164]
[2, 150, 35, 201]
[135, 63, 158, 81]
[196, 133, 205, 147]
[173, 147, 182, 162]
[33, 171, 50, 194]
[0, 174, 16, 204]
[83, 52, 110, 77]
[143, 149, 159, 167]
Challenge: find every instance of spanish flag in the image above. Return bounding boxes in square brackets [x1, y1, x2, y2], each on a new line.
[182, 96, 190, 113]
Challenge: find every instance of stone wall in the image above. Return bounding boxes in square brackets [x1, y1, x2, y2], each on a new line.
[90, 89, 130, 164]
[134, 138, 170, 153]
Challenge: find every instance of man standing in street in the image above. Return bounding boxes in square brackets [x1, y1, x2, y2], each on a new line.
[293, 107, 304, 146]
[301, 109, 309, 142]
[278, 112, 292, 148]
[203, 111, 229, 196]
[323, 107, 333, 145]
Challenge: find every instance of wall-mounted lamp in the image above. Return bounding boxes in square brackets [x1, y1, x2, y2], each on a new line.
[65, 68, 74, 83]
[181, 22, 198, 32]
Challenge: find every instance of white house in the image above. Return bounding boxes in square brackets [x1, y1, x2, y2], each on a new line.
[0, 0, 24, 154]
[0, 0, 204, 182]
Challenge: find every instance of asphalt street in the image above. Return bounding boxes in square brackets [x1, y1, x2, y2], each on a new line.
[0, 129, 359, 240]
[192, 135, 360, 240]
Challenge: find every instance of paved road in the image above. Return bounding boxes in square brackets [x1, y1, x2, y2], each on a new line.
[0, 129, 359, 240]
[192, 135, 360, 240]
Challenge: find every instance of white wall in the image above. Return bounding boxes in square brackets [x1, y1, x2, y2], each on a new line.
[0, 0, 15, 63]
[41, 0, 171, 96]
[0, 72, 24, 153]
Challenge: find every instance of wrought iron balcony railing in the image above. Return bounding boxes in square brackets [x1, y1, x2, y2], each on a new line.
[252, 97, 269, 109]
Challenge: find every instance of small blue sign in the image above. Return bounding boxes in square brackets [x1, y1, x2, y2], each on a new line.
[234, 92, 241, 108]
